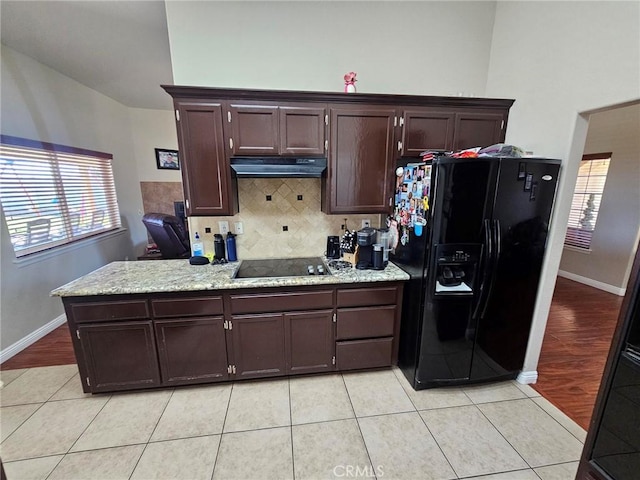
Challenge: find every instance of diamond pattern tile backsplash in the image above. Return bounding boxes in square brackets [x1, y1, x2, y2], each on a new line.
[189, 178, 382, 259]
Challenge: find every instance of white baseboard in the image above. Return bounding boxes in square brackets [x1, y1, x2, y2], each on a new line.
[0, 314, 67, 364]
[517, 370, 538, 384]
[557, 270, 626, 296]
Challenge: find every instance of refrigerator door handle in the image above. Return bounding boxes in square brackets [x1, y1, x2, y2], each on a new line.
[480, 219, 502, 319]
[472, 219, 493, 320]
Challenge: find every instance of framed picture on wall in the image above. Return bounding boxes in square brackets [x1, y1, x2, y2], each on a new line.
[155, 148, 180, 170]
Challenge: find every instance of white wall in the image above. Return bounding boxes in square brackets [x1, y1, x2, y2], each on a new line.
[0, 45, 148, 350]
[486, 1, 640, 374]
[165, 1, 496, 96]
[130, 107, 180, 183]
[559, 103, 640, 293]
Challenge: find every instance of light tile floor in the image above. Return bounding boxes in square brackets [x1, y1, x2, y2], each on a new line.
[0, 365, 585, 479]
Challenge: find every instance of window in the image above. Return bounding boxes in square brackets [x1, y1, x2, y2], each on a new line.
[0, 135, 121, 257]
[565, 152, 611, 250]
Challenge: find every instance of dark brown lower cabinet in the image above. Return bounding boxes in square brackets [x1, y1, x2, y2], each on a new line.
[230, 310, 335, 378]
[63, 282, 404, 393]
[336, 338, 394, 370]
[285, 310, 334, 375]
[154, 317, 228, 385]
[230, 313, 287, 379]
[78, 321, 161, 393]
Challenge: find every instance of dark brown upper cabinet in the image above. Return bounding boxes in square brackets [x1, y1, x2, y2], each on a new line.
[452, 110, 506, 151]
[324, 105, 396, 214]
[279, 106, 326, 156]
[162, 86, 513, 217]
[174, 101, 237, 216]
[399, 109, 455, 155]
[228, 104, 279, 155]
[228, 102, 326, 156]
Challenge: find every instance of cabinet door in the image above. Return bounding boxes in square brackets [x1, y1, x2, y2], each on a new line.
[230, 314, 286, 379]
[280, 106, 326, 156]
[229, 104, 279, 155]
[285, 310, 334, 375]
[176, 101, 236, 216]
[452, 112, 505, 151]
[401, 109, 455, 155]
[79, 321, 160, 393]
[154, 317, 228, 385]
[326, 106, 396, 213]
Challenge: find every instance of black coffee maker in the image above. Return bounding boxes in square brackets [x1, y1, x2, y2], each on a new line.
[356, 227, 376, 269]
[326, 236, 341, 259]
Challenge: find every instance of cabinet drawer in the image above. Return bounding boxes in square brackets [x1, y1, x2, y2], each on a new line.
[336, 338, 393, 370]
[71, 300, 149, 323]
[151, 297, 223, 318]
[337, 286, 397, 308]
[337, 306, 395, 340]
[230, 290, 333, 314]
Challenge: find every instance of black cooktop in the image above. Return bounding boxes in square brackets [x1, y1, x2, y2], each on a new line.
[233, 257, 330, 278]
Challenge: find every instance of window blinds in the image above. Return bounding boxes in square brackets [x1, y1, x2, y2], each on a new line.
[565, 155, 611, 250]
[0, 137, 121, 257]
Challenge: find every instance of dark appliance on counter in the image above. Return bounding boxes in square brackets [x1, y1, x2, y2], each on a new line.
[372, 244, 385, 270]
[578, 239, 640, 480]
[326, 236, 341, 259]
[214, 233, 226, 261]
[393, 156, 561, 389]
[356, 227, 377, 270]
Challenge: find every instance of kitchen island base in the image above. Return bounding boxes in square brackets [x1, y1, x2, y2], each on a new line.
[62, 283, 404, 394]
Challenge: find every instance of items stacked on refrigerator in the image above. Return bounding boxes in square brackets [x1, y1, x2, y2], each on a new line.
[391, 163, 431, 250]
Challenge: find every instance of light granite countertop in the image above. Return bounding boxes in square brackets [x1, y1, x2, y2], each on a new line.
[51, 259, 410, 297]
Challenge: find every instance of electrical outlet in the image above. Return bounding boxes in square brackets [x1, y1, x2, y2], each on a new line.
[234, 222, 244, 235]
[218, 221, 229, 235]
[362, 219, 371, 228]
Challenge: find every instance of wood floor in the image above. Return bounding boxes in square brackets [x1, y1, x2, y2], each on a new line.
[1, 277, 623, 431]
[532, 276, 623, 430]
[0, 323, 76, 370]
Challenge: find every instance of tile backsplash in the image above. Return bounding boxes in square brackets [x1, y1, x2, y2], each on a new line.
[189, 178, 382, 259]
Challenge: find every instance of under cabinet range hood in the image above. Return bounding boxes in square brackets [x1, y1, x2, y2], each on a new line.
[230, 157, 327, 178]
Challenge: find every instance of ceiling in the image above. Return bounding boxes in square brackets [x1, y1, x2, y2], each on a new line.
[0, 0, 175, 110]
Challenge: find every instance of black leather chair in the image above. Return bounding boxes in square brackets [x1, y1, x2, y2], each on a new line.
[142, 213, 191, 259]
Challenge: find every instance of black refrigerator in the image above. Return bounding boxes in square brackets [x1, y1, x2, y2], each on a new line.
[392, 156, 561, 389]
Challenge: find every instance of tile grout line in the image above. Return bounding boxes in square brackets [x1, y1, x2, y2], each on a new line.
[0, 401, 47, 446]
[65, 394, 113, 457]
[288, 377, 296, 480]
[44, 367, 78, 403]
[456, 466, 541, 479]
[42, 454, 66, 480]
[340, 373, 379, 479]
[0, 366, 30, 389]
[473, 399, 534, 470]
[126, 388, 176, 480]
[210, 382, 234, 480]
[529, 396, 587, 444]
[145, 388, 176, 443]
[415, 405, 459, 479]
